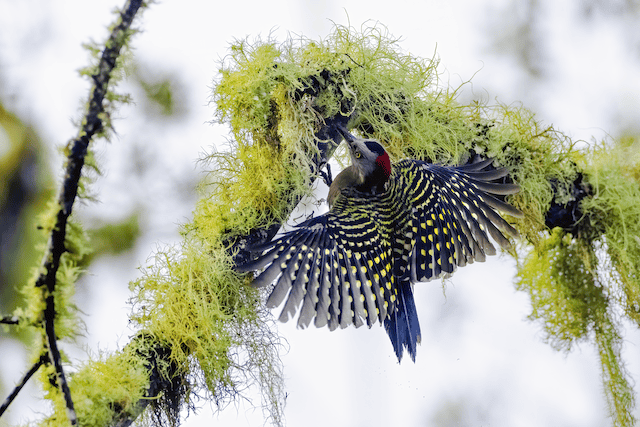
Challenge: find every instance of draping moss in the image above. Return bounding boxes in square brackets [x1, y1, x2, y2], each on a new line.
[516, 136, 640, 426]
[580, 137, 640, 326]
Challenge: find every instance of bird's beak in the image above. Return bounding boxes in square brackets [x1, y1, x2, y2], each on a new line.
[337, 126, 356, 143]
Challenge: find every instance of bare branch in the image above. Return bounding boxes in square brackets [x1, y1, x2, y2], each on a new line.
[0, 355, 47, 417]
[0, 316, 19, 325]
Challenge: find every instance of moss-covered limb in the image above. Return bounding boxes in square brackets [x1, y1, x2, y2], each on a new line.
[28, 1, 147, 423]
[38, 335, 164, 427]
[128, 234, 285, 426]
[211, 27, 581, 249]
[4, 0, 149, 424]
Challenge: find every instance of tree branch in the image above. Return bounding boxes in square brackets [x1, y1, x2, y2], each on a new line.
[0, 315, 19, 325]
[25, 0, 146, 425]
[0, 355, 47, 417]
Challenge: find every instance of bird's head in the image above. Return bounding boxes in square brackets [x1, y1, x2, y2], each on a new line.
[338, 127, 392, 184]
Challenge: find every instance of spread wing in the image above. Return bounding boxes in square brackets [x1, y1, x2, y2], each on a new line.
[237, 192, 396, 330]
[394, 158, 522, 283]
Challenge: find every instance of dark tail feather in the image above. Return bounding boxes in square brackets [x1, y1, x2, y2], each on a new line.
[384, 279, 421, 362]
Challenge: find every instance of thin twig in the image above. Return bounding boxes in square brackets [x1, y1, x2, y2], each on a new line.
[0, 316, 19, 325]
[25, 0, 146, 425]
[0, 355, 47, 417]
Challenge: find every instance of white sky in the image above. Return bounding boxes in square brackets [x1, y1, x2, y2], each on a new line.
[1, 0, 640, 426]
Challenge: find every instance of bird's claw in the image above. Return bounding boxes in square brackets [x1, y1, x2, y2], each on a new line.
[319, 164, 333, 186]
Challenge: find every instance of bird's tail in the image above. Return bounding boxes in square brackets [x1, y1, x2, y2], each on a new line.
[384, 278, 421, 362]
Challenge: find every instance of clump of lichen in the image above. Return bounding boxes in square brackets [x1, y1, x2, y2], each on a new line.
[517, 228, 608, 349]
[580, 137, 640, 326]
[39, 346, 150, 427]
[517, 228, 636, 426]
[129, 243, 283, 410]
[515, 136, 640, 426]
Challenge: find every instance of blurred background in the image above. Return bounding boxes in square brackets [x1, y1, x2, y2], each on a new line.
[1, 0, 640, 426]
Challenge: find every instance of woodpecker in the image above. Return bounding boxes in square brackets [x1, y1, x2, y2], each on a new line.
[239, 127, 522, 362]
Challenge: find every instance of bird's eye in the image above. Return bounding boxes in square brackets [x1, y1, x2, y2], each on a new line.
[355, 152, 362, 159]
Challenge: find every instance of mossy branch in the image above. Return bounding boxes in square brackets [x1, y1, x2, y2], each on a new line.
[2, 0, 147, 424]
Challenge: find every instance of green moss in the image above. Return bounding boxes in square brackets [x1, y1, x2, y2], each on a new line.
[129, 238, 283, 418]
[516, 228, 608, 349]
[580, 137, 640, 326]
[40, 347, 150, 427]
